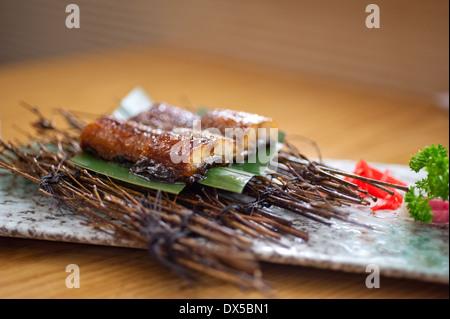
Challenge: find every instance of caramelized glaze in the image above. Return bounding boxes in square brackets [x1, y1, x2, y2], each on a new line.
[130, 102, 200, 131]
[79, 117, 231, 183]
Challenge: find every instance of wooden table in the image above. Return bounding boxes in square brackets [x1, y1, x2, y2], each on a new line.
[0, 47, 448, 299]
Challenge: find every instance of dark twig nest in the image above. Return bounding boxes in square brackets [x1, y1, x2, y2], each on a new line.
[0, 105, 407, 293]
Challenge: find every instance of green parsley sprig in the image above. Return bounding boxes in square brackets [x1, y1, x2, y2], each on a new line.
[405, 144, 449, 223]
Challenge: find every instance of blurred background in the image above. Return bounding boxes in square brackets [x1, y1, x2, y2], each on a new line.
[0, 0, 448, 104]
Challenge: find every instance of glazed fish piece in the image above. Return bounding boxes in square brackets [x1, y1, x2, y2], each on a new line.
[172, 127, 236, 164]
[79, 117, 234, 183]
[134, 128, 235, 183]
[79, 116, 160, 163]
[200, 108, 278, 158]
[131, 104, 278, 151]
[130, 102, 200, 131]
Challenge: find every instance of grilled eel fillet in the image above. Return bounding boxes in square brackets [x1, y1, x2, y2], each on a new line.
[200, 108, 278, 156]
[130, 102, 200, 131]
[131, 103, 278, 157]
[79, 117, 235, 183]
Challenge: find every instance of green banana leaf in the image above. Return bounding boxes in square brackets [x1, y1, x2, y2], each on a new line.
[69, 152, 186, 194]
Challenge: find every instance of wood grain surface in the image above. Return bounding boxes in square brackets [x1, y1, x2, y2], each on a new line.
[0, 46, 448, 298]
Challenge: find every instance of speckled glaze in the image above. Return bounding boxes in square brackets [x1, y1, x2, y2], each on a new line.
[80, 116, 232, 183]
[0, 160, 448, 283]
[0, 170, 140, 248]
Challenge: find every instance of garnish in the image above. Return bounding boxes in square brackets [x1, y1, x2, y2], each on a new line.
[405, 144, 449, 223]
[345, 159, 407, 211]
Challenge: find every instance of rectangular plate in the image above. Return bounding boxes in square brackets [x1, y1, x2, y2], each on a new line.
[0, 159, 448, 284]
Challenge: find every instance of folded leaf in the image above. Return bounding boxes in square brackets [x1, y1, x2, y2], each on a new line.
[69, 152, 185, 194]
